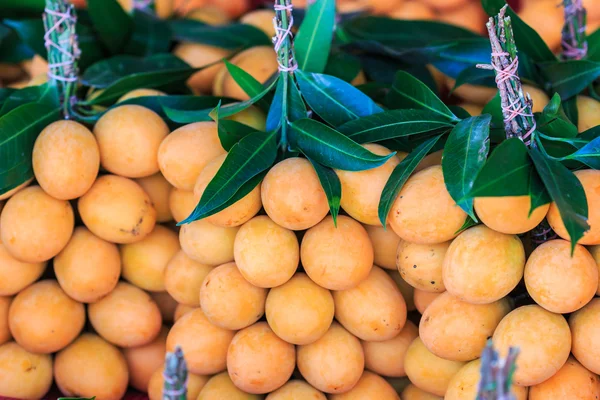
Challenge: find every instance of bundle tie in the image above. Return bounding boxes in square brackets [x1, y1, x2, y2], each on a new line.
[44, 7, 80, 83]
[273, 3, 298, 72]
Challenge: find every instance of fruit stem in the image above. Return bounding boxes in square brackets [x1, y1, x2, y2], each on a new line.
[477, 340, 520, 400]
[476, 5, 537, 147]
[561, 0, 588, 60]
[163, 346, 188, 400]
[43, 0, 81, 120]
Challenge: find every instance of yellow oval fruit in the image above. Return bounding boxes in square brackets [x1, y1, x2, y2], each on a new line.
[123, 326, 168, 392]
[234, 215, 299, 288]
[261, 157, 329, 230]
[334, 266, 407, 341]
[397, 240, 449, 292]
[165, 250, 213, 306]
[150, 291, 178, 323]
[148, 364, 209, 400]
[54, 226, 121, 303]
[9, 280, 84, 354]
[389, 166, 467, 244]
[420, 292, 512, 361]
[0, 297, 11, 346]
[525, 239, 597, 313]
[414, 289, 442, 314]
[519, 1, 564, 50]
[388, 1, 435, 20]
[522, 84, 550, 113]
[404, 337, 466, 397]
[179, 219, 239, 265]
[437, 1, 487, 35]
[364, 224, 401, 270]
[447, 78, 497, 105]
[135, 173, 174, 223]
[474, 195, 550, 234]
[421, 0, 468, 11]
[0, 186, 74, 263]
[388, 270, 416, 311]
[301, 215, 374, 290]
[443, 225, 525, 304]
[55, 333, 129, 400]
[493, 305, 571, 386]
[529, 356, 600, 400]
[200, 262, 267, 330]
[0, 341, 53, 399]
[78, 174, 157, 244]
[548, 169, 600, 245]
[265, 380, 326, 400]
[174, 43, 231, 94]
[158, 121, 226, 190]
[570, 298, 600, 374]
[329, 371, 400, 399]
[32, 120, 99, 200]
[225, 105, 267, 131]
[240, 9, 276, 37]
[94, 105, 169, 178]
[266, 272, 334, 345]
[169, 187, 197, 222]
[577, 95, 600, 132]
[0, 178, 32, 201]
[0, 240, 46, 296]
[336, 143, 400, 225]
[193, 154, 262, 227]
[227, 322, 296, 394]
[88, 282, 162, 348]
[362, 320, 419, 377]
[186, 5, 231, 24]
[588, 244, 600, 295]
[401, 384, 442, 400]
[117, 88, 166, 103]
[174, 303, 198, 322]
[198, 372, 264, 400]
[458, 103, 483, 116]
[166, 308, 235, 375]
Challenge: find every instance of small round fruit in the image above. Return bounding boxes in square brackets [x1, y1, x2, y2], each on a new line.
[261, 157, 329, 230]
[198, 372, 263, 400]
[548, 170, 600, 245]
[0, 341, 53, 399]
[362, 320, 418, 377]
[0, 241, 46, 296]
[388, 270, 416, 311]
[234, 215, 299, 288]
[397, 240, 449, 292]
[78, 174, 157, 244]
[200, 262, 267, 330]
[364, 225, 401, 270]
[240, 9, 276, 37]
[9, 280, 84, 354]
[165, 250, 213, 306]
[443, 225, 525, 304]
[227, 322, 296, 394]
[519, 1, 563, 50]
[577, 95, 600, 132]
[54, 227, 121, 303]
[404, 337, 466, 397]
[32, 120, 100, 200]
[336, 143, 400, 225]
[401, 384, 442, 400]
[334, 266, 407, 341]
[135, 173, 174, 222]
[0, 186, 74, 263]
[150, 291, 178, 323]
[148, 364, 209, 400]
[123, 326, 168, 392]
[570, 298, 600, 374]
[169, 187, 197, 222]
[493, 305, 571, 386]
[529, 356, 600, 400]
[88, 282, 162, 348]
[174, 43, 231, 94]
[414, 289, 442, 314]
[525, 239, 597, 313]
[389, 166, 467, 244]
[55, 334, 129, 400]
[419, 292, 512, 361]
[266, 380, 326, 399]
[301, 216, 373, 290]
[121, 224, 180, 292]
[179, 219, 239, 265]
[266, 272, 334, 345]
[158, 121, 226, 190]
[474, 195, 550, 234]
[297, 322, 365, 394]
[94, 105, 169, 178]
[166, 308, 235, 375]
[174, 303, 198, 322]
[117, 88, 166, 103]
[193, 154, 262, 227]
[330, 371, 399, 399]
[0, 297, 12, 345]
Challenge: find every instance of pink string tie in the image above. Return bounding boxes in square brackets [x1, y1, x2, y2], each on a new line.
[44, 7, 80, 83]
[272, 3, 298, 72]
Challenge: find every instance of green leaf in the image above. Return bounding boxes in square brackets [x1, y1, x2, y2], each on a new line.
[211, 102, 257, 151]
[481, 93, 505, 143]
[442, 115, 491, 219]
[386, 70, 458, 121]
[378, 134, 443, 226]
[337, 109, 455, 144]
[451, 65, 496, 91]
[224, 60, 271, 111]
[308, 158, 341, 226]
[586, 28, 600, 62]
[169, 20, 270, 49]
[536, 93, 579, 139]
[470, 138, 532, 197]
[529, 145, 589, 250]
[324, 51, 363, 83]
[180, 131, 277, 224]
[542, 60, 600, 99]
[455, 215, 480, 235]
[431, 38, 492, 79]
[123, 11, 171, 57]
[266, 75, 307, 134]
[3, 18, 45, 56]
[295, 70, 383, 127]
[528, 167, 551, 216]
[87, 0, 133, 54]
[580, 125, 600, 141]
[562, 96, 579, 128]
[290, 118, 394, 171]
[563, 136, 600, 169]
[295, 0, 335, 73]
[0, 85, 45, 117]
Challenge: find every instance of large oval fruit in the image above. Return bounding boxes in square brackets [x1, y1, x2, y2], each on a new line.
[265, 380, 326, 400]
[529, 356, 600, 400]
[0, 240, 46, 296]
[135, 173, 174, 223]
[364, 224, 401, 270]
[0, 341, 53, 399]
[397, 240, 449, 292]
[362, 320, 419, 377]
[473, 195, 549, 235]
[570, 298, 600, 374]
[197, 372, 263, 400]
[179, 219, 239, 265]
[165, 250, 213, 306]
[123, 326, 168, 392]
[329, 371, 400, 399]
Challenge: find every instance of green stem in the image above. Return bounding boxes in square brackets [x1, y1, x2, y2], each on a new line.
[562, 0, 588, 60]
[163, 346, 188, 400]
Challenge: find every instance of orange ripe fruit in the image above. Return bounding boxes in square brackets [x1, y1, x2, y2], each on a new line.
[522, 84, 550, 113]
[135, 173, 174, 223]
[329, 371, 400, 399]
[174, 303, 198, 322]
[459, 103, 483, 116]
[421, 0, 469, 11]
[388, 1, 435, 20]
[179, 219, 239, 265]
[397, 240, 449, 292]
[240, 9, 276, 37]
[437, 1, 487, 35]
[447, 78, 497, 105]
[401, 384, 442, 400]
[206, 0, 250, 19]
[301, 215, 374, 290]
[198, 371, 263, 400]
[474, 195, 549, 234]
[174, 43, 231, 94]
[186, 5, 231, 25]
[519, 1, 564, 50]
[266, 380, 326, 399]
[0, 240, 46, 296]
[148, 364, 209, 400]
[123, 326, 168, 392]
[362, 320, 419, 377]
[0, 341, 53, 399]
[529, 356, 600, 400]
[588, 244, 600, 295]
[570, 298, 600, 374]
[577, 95, 600, 132]
[169, 187, 197, 222]
[117, 88, 166, 103]
[364, 224, 401, 270]
[165, 250, 213, 306]
[414, 289, 442, 314]
[0, 178, 32, 201]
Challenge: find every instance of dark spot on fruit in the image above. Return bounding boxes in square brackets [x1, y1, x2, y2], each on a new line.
[424, 316, 430, 323]
[430, 281, 435, 284]
[413, 265, 417, 269]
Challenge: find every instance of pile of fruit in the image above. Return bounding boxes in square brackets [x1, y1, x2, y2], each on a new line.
[1, 0, 600, 399]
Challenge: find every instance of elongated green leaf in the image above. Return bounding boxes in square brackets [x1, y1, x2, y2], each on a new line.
[181, 131, 277, 224]
[224, 60, 271, 111]
[308, 158, 341, 225]
[324, 51, 362, 83]
[290, 118, 394, 171]
[452, 65, 496, 91]
[564, 136, 600, 169]
[3, 18, 45, 56]
[386, 70, 458, 121]
[542, 60, 600, 99]
[169, 20, 270, 49]
[580, 126, 600, 141]
[562, 96, 579, 128]
[266, 75, 307, 134]
[455, 216, 480, 235]
[295, 0, 335, 73]
[295, 70, 383, 127]
[123, 11, 171, 57]
[87, 0, 133, 54]
[536, 93, 579, 139]
[528, 167, 551, 216]
[481, 93, 505, 143]
[470, 138, 532, 197]
[378, 135, 443, 226]
[529, 145, 589, 250]
[442, 115, 491, 219]
[0, 84, 49, 117]
[338, 109, 455, 144]
[431, 38, 492, 79]
[0, 23, 35, 63]
[211, 102, 257, 151]
[588, 28, 600, 62]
